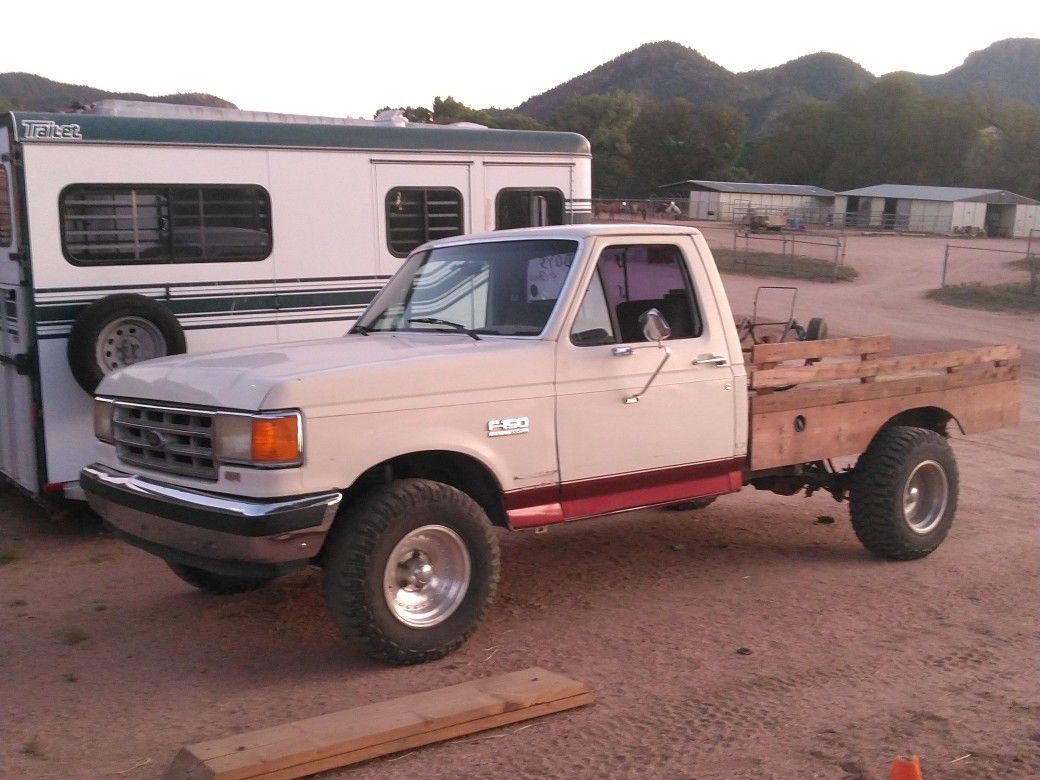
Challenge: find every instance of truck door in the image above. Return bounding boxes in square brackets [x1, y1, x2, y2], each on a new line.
[554, 240, 740, 516]
[0, 130, 38, 492]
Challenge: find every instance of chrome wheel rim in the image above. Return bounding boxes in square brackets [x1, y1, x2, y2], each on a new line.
[383, 525, 471, 628]
[96, 317, 167, 372]
[902, 460, 949, 534]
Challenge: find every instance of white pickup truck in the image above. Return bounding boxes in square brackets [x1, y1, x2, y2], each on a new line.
[81, 225, 1020, 664]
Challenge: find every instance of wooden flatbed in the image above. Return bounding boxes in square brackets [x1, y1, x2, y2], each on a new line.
[747, 336, 1021, 471]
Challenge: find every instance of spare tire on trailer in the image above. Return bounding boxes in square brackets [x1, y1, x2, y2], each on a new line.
[67, 294, 186, 394]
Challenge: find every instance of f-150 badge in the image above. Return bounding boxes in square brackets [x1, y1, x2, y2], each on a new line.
[487, 417, 529, 437]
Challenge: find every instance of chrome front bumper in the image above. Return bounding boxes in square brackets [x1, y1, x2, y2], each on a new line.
[81, 463, 342, 575]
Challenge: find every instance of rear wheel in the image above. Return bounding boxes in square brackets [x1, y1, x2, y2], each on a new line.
[849, 426, 958, 560]
[664, 496, 717, 511]
[804, 317, 828, 341]
[166, 562, 273, 594]
[322, 479, 499, 665]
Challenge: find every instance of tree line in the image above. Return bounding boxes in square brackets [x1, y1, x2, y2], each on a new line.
[379, 76, 1040, 200]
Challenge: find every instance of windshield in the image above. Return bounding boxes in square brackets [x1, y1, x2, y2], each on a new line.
[357, 239, 579, 336]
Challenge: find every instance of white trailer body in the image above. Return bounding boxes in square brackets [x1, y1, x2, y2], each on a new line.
[0, 105, 591, 498]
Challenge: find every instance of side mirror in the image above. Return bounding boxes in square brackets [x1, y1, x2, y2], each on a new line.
[623, 309, 674, 404]
[639, 308, 671, 343]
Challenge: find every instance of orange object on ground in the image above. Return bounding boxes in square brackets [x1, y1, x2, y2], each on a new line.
[890, 755, 923, 780]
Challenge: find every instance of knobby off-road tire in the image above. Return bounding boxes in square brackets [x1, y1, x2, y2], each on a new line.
[804, 316, 828, 341]
[322, 478, 500, 665]
[166, 562, 273, 595]
[664, 496, 717, 512]
[849, 426, 959, 560]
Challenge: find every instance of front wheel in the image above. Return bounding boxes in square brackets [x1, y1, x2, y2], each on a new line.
[322, 479, 500, 665]
[166, 562, 273, 594]
[849, 426, 959, 560]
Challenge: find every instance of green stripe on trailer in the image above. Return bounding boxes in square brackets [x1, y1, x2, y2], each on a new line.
[34, 288, 380, 325]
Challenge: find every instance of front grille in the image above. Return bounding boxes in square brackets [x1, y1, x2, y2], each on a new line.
[113, 403, 217, 480]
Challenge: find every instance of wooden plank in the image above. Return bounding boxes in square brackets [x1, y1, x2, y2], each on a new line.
[750, 335, 891, 365]
[249, 693, 595, 780]
[749, 378, 1020, 470]
[166, 668, 592, 780]
[751, 344, 1020, 389]
[751, 364, 1019, 414]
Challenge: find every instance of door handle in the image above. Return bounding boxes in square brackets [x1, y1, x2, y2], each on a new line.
[693, 354, 728, 366]
[612, 346, 634, 357]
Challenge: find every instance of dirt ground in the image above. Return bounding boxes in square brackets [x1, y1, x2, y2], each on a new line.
[1, 229, 1037, 779]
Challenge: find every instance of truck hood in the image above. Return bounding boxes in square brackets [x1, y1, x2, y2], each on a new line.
[97, 333, 556, 411]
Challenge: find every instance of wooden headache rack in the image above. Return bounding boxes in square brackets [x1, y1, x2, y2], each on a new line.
[747, 336, 1021, 471]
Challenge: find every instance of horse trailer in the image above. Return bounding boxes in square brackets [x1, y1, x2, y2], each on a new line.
[0, 101, 591, 499]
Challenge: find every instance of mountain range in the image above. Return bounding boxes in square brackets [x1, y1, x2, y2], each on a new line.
[514, 38, 1040, 134]
[2, 38, 1038, 134]
[0, 72, 234, 111]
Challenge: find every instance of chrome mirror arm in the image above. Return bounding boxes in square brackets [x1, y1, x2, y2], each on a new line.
[624, 344, 672, 404]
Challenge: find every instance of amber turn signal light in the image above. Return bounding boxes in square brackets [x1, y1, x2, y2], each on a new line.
[251, 415, 301, 463]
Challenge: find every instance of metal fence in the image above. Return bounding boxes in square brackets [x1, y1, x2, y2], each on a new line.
[589, 198, 691, 221]
[939, 236, 1038, 295]
[699, 225, 848, 282]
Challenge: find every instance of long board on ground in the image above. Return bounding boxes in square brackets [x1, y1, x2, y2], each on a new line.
[165, 667, 593, 780]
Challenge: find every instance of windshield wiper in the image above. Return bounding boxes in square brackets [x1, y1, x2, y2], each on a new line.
[407, 317, 481, 340]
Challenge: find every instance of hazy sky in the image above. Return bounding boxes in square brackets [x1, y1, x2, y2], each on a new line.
[6, 1, 1039, 118]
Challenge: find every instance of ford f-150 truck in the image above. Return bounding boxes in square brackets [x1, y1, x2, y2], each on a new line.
[81, 225, 1020, 664]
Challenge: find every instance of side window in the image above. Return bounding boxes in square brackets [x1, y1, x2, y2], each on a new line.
[495, 189, 564, 230]
[588, 244, 703, 344]
[570, 268, 616, 346]
[386, 187, 464, 257]
[0, 166, 14, 247]
[61, 184, 272, 265]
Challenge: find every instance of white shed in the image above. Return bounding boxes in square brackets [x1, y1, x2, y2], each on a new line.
[657, 180, 836, 226]
[835, 184, 1040, 238]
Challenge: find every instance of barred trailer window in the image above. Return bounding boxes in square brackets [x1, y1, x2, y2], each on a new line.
[0, 166, 12, 247]
[385, 187, 463, 257]
[60, 184, 272, 265]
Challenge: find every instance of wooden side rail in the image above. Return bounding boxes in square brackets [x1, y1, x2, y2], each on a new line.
[751, 335, 891, 366]
[751, 344, 1020, 390]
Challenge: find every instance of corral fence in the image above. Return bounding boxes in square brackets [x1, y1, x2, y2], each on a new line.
[589, 198, 691, 221]
[940, 230, 1039, 295]
[584, 208, 849, 282]
[698, 224, 848, 283]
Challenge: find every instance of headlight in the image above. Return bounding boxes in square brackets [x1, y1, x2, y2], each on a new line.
[213, 411, 302, 468]
[93, 398, 114, 444]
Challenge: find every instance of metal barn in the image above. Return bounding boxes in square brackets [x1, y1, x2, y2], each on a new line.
[835, 185, 1040, 237]
[657, 180, 836, 226]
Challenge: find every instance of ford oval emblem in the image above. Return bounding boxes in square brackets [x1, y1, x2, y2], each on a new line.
[143, 430, 166, 448]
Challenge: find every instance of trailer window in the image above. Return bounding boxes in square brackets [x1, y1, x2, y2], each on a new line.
[60, 185, 272, 265]
[0, 167, 12, 247]
[495, 189, 564, 230]
[385, 188, 463, 257]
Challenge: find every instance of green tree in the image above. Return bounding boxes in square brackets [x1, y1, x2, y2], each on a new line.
[627, 98, 746, 191]
[964, 102, 1040, 199]
[490, 114, 543, 130]
[740, 99, 834, 184]
[374, 105, 433, 123]
[550, 92, 639, 196]
[745, 76, 980, 190]
[432, 96, 494, 126]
